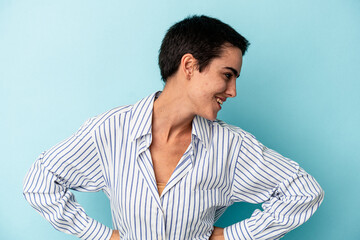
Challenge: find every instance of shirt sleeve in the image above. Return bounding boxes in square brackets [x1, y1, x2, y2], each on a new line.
[23, 117, 113, 240]
[224, 134, 324, 240]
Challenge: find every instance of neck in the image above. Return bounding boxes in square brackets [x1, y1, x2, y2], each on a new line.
[152, 80, 194, 143]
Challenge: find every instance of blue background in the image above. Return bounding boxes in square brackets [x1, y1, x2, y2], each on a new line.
[1, 0, 359, 239]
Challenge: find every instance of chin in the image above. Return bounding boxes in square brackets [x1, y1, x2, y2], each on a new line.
[207, 116, 217, 121]
[195, 107, 219, 121]
[199, 113, 217, 121]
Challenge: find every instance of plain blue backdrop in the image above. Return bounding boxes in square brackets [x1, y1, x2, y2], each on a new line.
[1, 0, 359, 239]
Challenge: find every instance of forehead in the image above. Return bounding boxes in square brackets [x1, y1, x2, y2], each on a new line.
[208, 45, 243, 72]
[219, 45, 242, 63]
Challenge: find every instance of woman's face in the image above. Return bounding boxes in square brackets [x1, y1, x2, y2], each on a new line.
[187, 45, 243, 121]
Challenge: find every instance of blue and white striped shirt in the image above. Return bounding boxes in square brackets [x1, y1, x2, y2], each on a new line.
[23, 91, 324, 239]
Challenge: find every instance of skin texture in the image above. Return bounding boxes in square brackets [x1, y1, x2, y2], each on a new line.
[110, 230, 119, 240]
[209, 227, 225, 240]
[111, 44, 243, 239]
[185, 45, 242, 121]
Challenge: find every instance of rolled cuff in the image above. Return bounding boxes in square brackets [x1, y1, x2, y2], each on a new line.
[77, 218, 112, 240]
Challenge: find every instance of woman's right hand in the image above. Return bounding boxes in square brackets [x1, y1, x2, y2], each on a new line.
[110, 230, 120, 240]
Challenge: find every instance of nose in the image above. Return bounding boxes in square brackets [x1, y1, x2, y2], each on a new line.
[225, 79, 237, 98]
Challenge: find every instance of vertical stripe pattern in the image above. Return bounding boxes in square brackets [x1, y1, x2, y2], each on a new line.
[23, 91, 324, 239]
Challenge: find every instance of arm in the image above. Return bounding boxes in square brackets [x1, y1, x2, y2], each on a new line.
[23, 117, 113, 240]
[224, 135, 324, 240]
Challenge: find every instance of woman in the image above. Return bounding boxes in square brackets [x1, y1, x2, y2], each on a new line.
[23, 15, 324, 240]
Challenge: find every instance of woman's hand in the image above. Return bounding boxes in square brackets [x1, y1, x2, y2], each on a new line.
[209, 227, 225, 240]
[110, 230, 120, 240]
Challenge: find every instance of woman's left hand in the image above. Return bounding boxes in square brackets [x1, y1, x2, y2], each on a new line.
[209, 227, 225, 240]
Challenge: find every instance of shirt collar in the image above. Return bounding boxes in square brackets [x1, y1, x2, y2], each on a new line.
[130, 91, 159, 142]
[130, 91, 213, 151]
[191, 115, 213, 151]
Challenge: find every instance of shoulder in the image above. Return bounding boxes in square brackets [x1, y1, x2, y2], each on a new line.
[212, 119, 254, 139]
[97, 104, 133, 123]
[82, 91, 158, 135]
[212, 119, 260, 146]
[81, 104, 134, 133]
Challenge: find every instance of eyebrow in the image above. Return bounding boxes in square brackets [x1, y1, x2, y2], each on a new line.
[224, 67, 240, 78]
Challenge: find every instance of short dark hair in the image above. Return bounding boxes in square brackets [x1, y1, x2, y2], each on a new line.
[158, 15, 250, 82]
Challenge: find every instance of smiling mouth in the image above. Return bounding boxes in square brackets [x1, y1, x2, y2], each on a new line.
[216, 97, 224, 105]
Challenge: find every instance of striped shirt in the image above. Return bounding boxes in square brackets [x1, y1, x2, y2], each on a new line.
[23, 91, 324, 240]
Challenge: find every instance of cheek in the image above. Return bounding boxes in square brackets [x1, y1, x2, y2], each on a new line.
[213, 81, 227, 93]
[192, 80, 211, 98]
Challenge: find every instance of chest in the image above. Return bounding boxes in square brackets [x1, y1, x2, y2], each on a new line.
[149, 139, 191, 185]
[111, 141, 232, 239]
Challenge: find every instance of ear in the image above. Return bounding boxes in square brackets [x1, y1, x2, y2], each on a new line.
[180, 53, 197, 80]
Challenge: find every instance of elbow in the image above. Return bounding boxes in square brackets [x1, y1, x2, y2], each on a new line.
[23, 166, 33, 197]
[22, 168, 36, 205]
[22, 156, 48, 203]
[314, 185, 325, 206]
[309, 174, 325, 205]
[299, 169, 325, 207]
[300, 181, 325, 220]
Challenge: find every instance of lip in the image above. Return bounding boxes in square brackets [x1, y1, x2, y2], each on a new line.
[215, 97, 224, 110]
